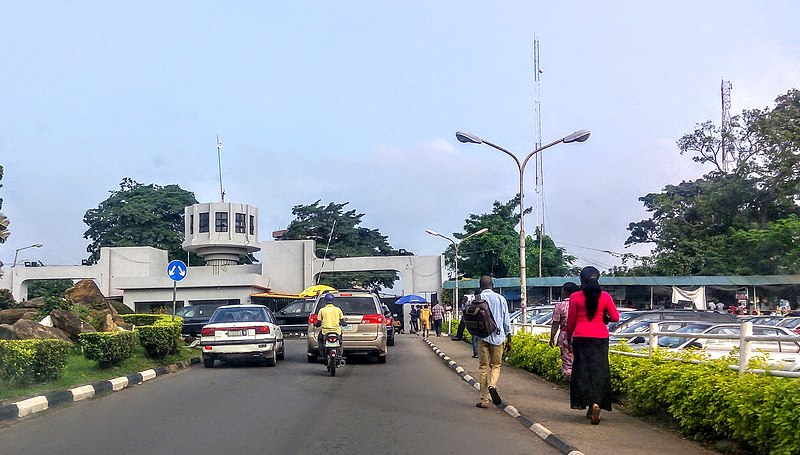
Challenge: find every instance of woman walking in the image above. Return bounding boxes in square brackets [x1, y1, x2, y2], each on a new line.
[566, 266, 619, 425]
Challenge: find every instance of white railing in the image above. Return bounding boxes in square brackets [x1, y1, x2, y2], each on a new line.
[510, 321, 551, 335]
[610, 321, 800, 377]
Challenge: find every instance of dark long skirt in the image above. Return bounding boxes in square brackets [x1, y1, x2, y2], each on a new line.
[570, 337, 613, 411]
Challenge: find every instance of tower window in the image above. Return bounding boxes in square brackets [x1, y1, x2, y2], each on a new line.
[215, 212, 228, 232]
[199, 213, 209, 233]
[235, 213, 246, 234]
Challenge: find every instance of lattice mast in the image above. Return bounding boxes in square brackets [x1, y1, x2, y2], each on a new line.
[721, 79, 733, 173]
[533, 37, 544, 277]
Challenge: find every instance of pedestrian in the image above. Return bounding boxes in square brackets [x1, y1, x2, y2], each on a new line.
[706, 300, 716, 311]
[419, 304, 432, 338]
[470, 289, 480, 358]
[432, 300, 444, 336]
[549, 281, 579, 380]
[451, 294, 470, 341]
[475, 274, 511, 409]
[716, 301, 724, 312]
[566, 266, 620, 425]
[409, 305, 419, 334]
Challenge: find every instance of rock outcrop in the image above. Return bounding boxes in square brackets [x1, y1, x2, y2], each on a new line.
[0, 308, 38, 325]
[0, 319, 72, 341]
[64, 279, 125, 327]
[50, 308, 96, 341]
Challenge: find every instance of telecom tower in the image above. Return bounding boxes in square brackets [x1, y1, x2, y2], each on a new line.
[533, 37, 544, 277]
[721, 79, 733, 173]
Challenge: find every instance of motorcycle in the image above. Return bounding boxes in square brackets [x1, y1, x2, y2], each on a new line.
[323, 332, 342, 377]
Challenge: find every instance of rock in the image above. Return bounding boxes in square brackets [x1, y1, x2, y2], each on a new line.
[20, 296, 45, 309]
[50, 308, 96, 341]
[110, 300, 134, 315]
[0, 308, 32, 325]
[64, 279, 124, 330]
[99, 313, 119, 332]
[0, 324, 17, 340]
[6, 319, 72, 342]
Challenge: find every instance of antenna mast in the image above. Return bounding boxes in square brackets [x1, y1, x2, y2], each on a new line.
[216, 134, 225, 202]
[721, 79, 733, 173]
[533, 36, 544, 277]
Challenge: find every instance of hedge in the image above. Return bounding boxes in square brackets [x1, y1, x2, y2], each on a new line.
[121, 314, 183, 359]
[0, 339, 72, 387]
[505, 332, 800, 455]
[79, 331, 138, 368]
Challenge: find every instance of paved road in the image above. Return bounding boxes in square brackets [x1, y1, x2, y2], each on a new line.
[0, 335, 560, 455]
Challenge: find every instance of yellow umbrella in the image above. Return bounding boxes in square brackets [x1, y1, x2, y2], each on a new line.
[299, 284, 336, 298]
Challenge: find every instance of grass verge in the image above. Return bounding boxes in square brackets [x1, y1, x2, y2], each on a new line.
[0, 344, 199, 404]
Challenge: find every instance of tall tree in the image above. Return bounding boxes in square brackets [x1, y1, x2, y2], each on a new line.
[83, 178, 198, 263]
[0, 165, 9, 244]
[453, 196, 576, 279]
[626, 89, 800, 275]
[27, 279, 74, 300]
[282, 200, 399, 290]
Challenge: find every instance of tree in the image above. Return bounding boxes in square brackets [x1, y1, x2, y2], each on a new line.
[83, 178, 198, 263]
[626, 89, 800, 275]
[281, 200, 399, 290]
[27, 279, 74, 300]
[453, 196, 577, 279]
[0, 165, 9, 244]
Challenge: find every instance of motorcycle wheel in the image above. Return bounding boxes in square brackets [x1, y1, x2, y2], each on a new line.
[329, 352, 337, 377]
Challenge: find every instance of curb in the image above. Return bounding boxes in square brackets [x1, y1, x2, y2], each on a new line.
[0, 357, 201, 422]
[424, 339, 585, 455]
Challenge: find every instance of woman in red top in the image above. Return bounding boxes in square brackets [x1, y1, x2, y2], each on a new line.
[566, 266, 620, 425]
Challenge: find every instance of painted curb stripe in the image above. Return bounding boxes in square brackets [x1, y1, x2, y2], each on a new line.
[44, 390, 74, 407]
[140, 369, 157, 381]
[423, 339, 585, 455]
[16, 396, 48, 417]
[110, 376, 129, 391]
[93, 380, 113, 394]
[70, 385, 95, 401]
[127, 372, 144, 385]
[0, 404, 19, 420]
[154, 366, 168, 376]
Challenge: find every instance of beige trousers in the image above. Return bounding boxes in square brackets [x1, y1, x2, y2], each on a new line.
[478, 339, 503, 405]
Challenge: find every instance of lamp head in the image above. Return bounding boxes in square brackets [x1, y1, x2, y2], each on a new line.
[563, 129, 591, 144]
[425, 229, 440, 236]
[455, 131, 483, 144]
[474, 228, 489, 235]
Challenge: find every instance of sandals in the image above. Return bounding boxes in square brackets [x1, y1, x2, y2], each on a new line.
[590, 403, 601, 425]
[475, 402, 489, 409]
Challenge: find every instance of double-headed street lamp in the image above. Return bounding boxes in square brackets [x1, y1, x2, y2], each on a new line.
[13, 243, 43, 267]
[455, 129, 591, 325]
[426, 227, 489, 316]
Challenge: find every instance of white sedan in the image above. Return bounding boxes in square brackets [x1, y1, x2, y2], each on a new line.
[200, 304, 285, 368]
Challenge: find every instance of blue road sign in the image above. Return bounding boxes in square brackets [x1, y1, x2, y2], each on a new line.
[167, 260, 187, 282]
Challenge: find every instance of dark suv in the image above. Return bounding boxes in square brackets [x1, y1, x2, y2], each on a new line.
[275, 299, 316, 334]
[176, 304, 224, 337]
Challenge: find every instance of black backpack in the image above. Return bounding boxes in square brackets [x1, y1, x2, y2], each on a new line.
[462, 295, 498, 338]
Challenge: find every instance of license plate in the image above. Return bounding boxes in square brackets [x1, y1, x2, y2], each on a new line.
[227, 329, 246, 337]
[325, 341, 340, 347]
[341, 324, 354, 332]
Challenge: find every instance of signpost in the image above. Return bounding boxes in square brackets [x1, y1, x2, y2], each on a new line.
[167, 260, 187, 320]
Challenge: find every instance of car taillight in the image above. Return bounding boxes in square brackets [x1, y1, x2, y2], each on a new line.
[361, 314, 384, 324]
[201, 327, 215, 337]
[308, 314, 319, 325]
[255, 325, 270, 334]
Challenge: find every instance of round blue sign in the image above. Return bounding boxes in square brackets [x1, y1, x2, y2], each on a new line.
[167, 260, 187, 282]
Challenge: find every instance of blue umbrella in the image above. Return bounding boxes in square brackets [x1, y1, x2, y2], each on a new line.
[396, 294, 427, 304]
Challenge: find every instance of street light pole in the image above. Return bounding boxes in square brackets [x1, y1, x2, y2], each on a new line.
[13, 243, 43, 267]
[426, 228, 489, 318]
[455, 129, 590, 325]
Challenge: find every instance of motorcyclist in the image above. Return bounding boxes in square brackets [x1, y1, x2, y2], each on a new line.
[317, 293, 345, 366]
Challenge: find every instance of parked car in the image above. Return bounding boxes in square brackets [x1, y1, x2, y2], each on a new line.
[777, 317, 800, 335]
[275, 298, 316, 334]
[200, 304, 285, 368]
[381, 304, 395, 346]
[743, 315, 785, 326]
[307, 290, 388, 364]
[660, 322, 800, 371]
[176, 303, 225, 337]
[611, 309, 738, 334]
[609, 320, 701, 346]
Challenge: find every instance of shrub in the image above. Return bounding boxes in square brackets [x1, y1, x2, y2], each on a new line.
[137, 318, 183, 359]
[0, 288, 17, 310]
[70, 303, 91, 320]
[121, 313, 168, 326]
[80, 331, 137, 368]
[0, 339, 72, 386]
[37, 295, 73, 319]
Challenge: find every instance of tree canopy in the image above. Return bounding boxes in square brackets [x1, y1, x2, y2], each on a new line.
[83, 178, 198, 263]
[450, 196, 577, 280]
[282, 200, 400, 290]
[624, 89, 800, 275]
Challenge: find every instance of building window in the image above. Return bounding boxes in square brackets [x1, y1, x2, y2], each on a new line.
[250, 215, 255, 235]
[235, 213, 246, 234]
[215, 212, 228, 232]
[189, 214, 194, 235]
[199, 212, 209, 233]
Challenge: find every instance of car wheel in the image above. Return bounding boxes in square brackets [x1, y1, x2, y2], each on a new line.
[307, 352, 318, 363]
[203, 358, 214, 368]
[377, 354, 387, 364]
[265, 352, 277, 367]
[277, 344, 285, 361]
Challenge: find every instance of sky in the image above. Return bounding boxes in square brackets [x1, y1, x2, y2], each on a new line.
[2, 2, 799, 279]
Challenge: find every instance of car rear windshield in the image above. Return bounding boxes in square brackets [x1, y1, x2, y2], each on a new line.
[210, 307, 268, 323]
[316, 296, 377, 315]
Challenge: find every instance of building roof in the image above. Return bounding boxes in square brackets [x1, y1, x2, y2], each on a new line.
[443, 275, 800, 289]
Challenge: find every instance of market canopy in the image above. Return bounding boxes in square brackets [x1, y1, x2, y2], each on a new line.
[299, 284, 336, 298]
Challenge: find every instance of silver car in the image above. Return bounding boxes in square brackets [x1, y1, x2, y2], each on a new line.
[307, 291, 388, 364]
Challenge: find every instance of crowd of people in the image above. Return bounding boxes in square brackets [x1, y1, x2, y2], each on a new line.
[406, 301, 445, 337]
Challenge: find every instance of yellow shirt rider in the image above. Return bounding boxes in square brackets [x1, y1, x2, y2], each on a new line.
[318, 293, 344, 335]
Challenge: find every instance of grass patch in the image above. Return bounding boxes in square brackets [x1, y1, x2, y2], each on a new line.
[1, 344, 199, 404]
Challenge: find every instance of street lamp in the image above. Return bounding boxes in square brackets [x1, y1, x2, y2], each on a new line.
[455, 129, 590, 324]
[13, 243, 43, 267]
[426, 228, 489, 316]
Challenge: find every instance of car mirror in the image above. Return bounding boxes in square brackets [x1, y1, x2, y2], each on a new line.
[687, 341, 703, 349]
[280, 310, 286, 314]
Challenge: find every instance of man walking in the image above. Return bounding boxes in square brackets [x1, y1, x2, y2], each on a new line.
[432, 300, 444, 337]
[475, 274, 511, 409]
[451, 295, 469, 341]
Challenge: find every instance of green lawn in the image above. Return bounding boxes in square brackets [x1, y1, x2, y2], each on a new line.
[0, 345, 200, 404]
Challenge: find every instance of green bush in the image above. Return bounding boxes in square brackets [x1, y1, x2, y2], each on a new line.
[121, 314, 165, 326]
[80, 331, 137, 368]
[37, 296, 73, 319]
[504, 334, 800, 455]
[0, 339, 72, 386]
[136, 318, 182, 359]
[0, 288, 17, 310]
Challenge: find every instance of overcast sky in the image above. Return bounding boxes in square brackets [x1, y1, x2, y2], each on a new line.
[2, 2, 799, 277]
